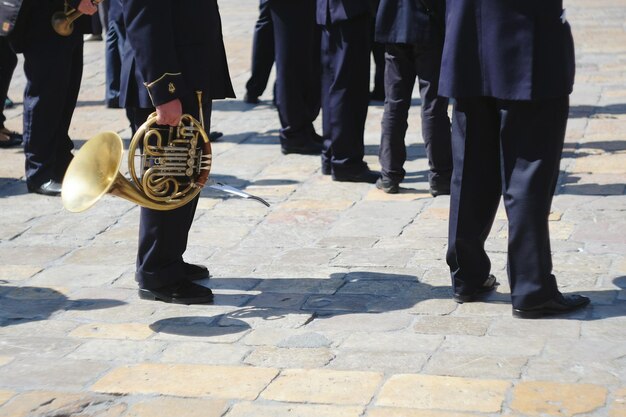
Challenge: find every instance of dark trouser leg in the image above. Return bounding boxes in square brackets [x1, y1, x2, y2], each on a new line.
[499, 97, 567, 308]
[269, 0, 319, 141]
[379, 44, 415, 183]
[105, 19, 123, 108]
[23, 33, 81, 188]
[414, 44, 452, 185]
[320, 15, 371, 174]
[447, 97, 502, 295]
[245, 0, 275, 98]
[0, 38, 18, 127]
[131, 104, 210, 290]
[371, 38, 385, 98]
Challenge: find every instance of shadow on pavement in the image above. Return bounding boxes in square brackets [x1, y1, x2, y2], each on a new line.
[569, 103, 626, 118]
[0, 284, 126, 327]
[150, 315, 250, 337]
[147, 271, 626, 338]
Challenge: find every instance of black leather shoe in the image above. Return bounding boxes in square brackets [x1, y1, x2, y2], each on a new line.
[453, 275, 499, 303]
[184, 262, 210, 281]
[28, 180, 62, 196]
[376, 177, 399, 194]
[138, 281, 214, 304]
[0, 129, 22, 148]
[513, 293, 590, 319]
[244, 93, 260, 104]
[321, 162, 331, 175]
[430, 179, 451, 197]
[332, 168, 380, 184]
[281, 139, 323, 155]
[209, 131, 223, 141]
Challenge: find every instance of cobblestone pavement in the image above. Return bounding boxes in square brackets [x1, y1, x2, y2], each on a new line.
[1, 1, 625, 416]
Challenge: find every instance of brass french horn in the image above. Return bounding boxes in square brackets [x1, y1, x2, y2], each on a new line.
[62, 92, 213, 212]
[52, 0, 103, 37]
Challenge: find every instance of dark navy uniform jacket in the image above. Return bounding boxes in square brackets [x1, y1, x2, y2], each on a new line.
[439, 0, 575, 100]
[316, 0, 376, 25]
[375, 0, 443, 44]
[120, 0, 235, 109]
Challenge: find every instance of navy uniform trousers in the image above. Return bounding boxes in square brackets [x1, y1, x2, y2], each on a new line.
[22, 7, 85, 189]
[379, 42, 451, 185]
[130, 101, 212, 290]
[268, 0, 320, 143]
[320, 13, 371, 174]
[245, 0, 274, 99]
[0, 37, 17, 128]
[447, 96, 568, 309]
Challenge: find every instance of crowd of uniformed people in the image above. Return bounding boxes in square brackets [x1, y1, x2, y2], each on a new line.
[0, 0, 590, 318]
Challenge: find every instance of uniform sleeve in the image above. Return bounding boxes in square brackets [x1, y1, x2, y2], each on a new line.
[122, 0, 190, 106]
[68, 0, 81, 9]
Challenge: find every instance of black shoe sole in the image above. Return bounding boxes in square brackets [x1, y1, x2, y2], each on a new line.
[512, 299, 590, 319]
[138, 289, 214, 305]
[453, 275, 498, 303]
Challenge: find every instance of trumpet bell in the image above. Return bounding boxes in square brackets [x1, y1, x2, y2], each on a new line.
[51, 11, 73, 36]
[62, 132, 124, 213]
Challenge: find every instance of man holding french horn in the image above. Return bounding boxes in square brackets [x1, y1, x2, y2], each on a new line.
[119, 0, 235, 304]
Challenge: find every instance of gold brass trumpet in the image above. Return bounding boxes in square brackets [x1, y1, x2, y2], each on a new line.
[62, 92, 213, 212]
[52, 0, 103, 37]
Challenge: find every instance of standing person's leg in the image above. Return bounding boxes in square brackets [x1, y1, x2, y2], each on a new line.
[446, 97, 501, 301]
[0, 37, 21, 147]
[52, 38, 84, 182]
[414, 43, 452, 196]
[269, 0, 320, 154]
[377, 43, 416, 193]
[370, 40, 386, 101]
[498, 97, 588, 315]
[131, 103, 212, 303]
[322, 14, 375, 182]
[23, 32, 81, 193]
[245, 0, 275, 103]
[105, 18, 122, 108]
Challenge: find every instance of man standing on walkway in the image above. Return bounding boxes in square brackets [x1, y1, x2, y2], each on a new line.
[244, 0, 274, 105]
[121, 0, 235, 304]
[441, 0, 590, 318]
[374, 0, 452, 196]
[317, 0, 379, 183]
[267, 0, 322, 155]
[17, 0, 96, 196]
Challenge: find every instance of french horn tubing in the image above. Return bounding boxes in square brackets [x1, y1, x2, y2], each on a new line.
[62, 91, 212, 212]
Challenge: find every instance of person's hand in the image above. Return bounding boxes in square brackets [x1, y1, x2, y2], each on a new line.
[156, 99, 183, 126]
[77, 0, 98, 15]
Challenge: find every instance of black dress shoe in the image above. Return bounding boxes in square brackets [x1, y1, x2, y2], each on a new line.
[513, 293, 590, 319]
[244, 93, 260, 104]
[209, 131, 223, 141]
[138, 281, 214, 304]
[453, 274, 499, 303]
[376, 177, 399, 194]
[0, 129, 22, 148]
[184, 262, 210, 281]
[430, 179, 451, 197]
[281, 139, 323, 155]
[28, 180, 62, 196]
[332, 167, 380, 184]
